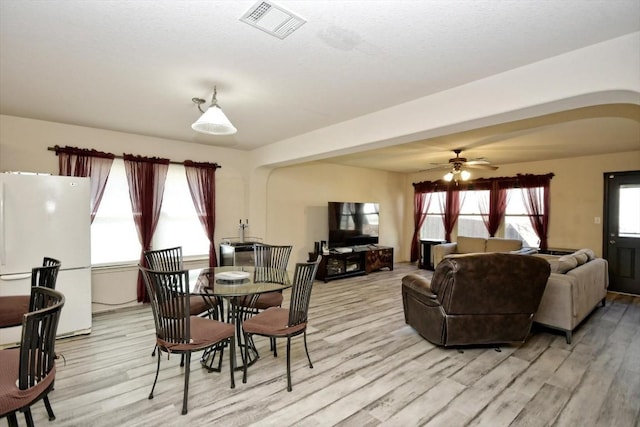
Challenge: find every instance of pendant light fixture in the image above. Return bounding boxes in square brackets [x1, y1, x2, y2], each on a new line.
[191, 86, 237, 135]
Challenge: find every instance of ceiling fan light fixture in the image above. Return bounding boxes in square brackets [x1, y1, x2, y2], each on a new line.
[460, 170, 471, 180]
[444, 172, 454, 182]
[191, 87, 237, 136]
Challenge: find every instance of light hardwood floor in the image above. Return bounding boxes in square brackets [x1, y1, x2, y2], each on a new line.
[25, 263, 640, 427]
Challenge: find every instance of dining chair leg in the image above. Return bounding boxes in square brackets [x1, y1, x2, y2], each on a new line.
[23, 407, 34, 427]
[7, 413, 18, 427]
[272, 337, 278, 357]
[180, 354, 185, 367]
[229, 336, 236, 389]
[149, 350, 161, 399]
[182, 352, 191, 415]
[303, 330, 313, 368]
[43, 395, 56, 420]
[242, 332, 249, 384]
[286, 337, 292, 392]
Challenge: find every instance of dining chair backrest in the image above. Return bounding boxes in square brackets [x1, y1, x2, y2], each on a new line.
[31, 258, 61, 289]
[19, 287, 65, 390]
[28, 259, 62, 312]
[254, 244, 292, 284]
[140, 267, 191, 346]
[144, 246, 184, 271]
[42, 257, 61, 268]
[288, 257, 321, 327]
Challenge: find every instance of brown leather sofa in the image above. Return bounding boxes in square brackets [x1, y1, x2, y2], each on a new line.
[402, 253, 551, 346]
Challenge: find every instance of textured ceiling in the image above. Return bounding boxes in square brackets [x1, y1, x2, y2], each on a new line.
[1, 1, 639, 171]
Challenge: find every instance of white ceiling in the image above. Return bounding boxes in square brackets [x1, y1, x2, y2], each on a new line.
[1, 0, 639, 172]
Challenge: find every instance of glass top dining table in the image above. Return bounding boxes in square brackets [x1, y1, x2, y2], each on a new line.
[187, 265, 291, 371]
[188, 265, 291, 298]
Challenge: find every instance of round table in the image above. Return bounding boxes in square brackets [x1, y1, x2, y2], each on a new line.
[188, 266, 291, 371]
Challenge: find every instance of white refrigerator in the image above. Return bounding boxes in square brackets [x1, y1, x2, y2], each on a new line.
[0, 173, 92, 347]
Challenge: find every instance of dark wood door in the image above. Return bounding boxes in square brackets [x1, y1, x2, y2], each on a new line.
[603, 170, 640, 295]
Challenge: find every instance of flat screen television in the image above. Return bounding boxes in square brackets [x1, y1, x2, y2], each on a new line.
[328, 201, 379, 248]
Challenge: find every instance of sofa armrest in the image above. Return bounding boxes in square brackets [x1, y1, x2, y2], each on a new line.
[402, 274, 439, 307]
[433, 243, 457, 266]
[533, 273, 576, 331]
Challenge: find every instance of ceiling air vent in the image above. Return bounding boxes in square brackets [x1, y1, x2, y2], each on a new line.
[240, 1, 306, 39]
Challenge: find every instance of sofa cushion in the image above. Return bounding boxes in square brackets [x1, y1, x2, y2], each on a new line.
[554, 255, 578, 273]
[572, 252, 589, 265]
[457, 236, 487, 254]
[575, 248, 596, 261]
[486, 238, 522, 253]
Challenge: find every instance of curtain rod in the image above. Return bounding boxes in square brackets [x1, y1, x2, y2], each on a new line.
[47, 146, 221, 168]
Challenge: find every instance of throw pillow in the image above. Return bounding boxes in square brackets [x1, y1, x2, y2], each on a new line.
[457, 236, 487, 254]
[556, 255, 578, 273]
[576, 248, 596, 261]
[572, 252, 589, 265]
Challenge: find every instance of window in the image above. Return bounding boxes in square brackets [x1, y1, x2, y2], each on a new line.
[504, 188, 539, 247]
[152, 164, 210, 256]
[619, 184, 640, 238]
[419, 188, 540, 245]
[90, 160, 209, 265]
[457, 190, 489, 238]
[91, 160, 141, 264]
[420, 192, 446, 240]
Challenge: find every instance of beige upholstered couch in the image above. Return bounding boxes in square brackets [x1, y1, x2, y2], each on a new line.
[432, 236, 535, 266]
[532, 249, 609, 343]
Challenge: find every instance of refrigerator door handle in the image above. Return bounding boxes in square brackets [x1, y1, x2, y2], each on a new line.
[0, 273, 32, 281]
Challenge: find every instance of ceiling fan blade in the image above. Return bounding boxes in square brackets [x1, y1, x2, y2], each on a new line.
[465, 164, 499, 170]
[418, 163, 458, 172]
[465, 158, 491, 165]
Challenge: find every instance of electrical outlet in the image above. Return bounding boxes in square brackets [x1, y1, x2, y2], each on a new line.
[594, 217, 601, 224]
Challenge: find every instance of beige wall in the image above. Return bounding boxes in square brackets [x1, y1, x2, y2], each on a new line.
[265, 163, 405, 264]
[406, 150, 640, 257]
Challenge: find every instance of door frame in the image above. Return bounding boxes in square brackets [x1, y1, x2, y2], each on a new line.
[603, 170, 640, 294]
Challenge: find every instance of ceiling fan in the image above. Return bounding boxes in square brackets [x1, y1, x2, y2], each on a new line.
[431, 149, 498, 182]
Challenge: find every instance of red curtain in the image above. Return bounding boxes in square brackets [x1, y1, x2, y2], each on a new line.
[518, 174, 552, 251]
[55, 145, 115, 223]
[184, 160, 220, 268]
[123, 154, 170, 302]
[440, 186, 462, 242]
[410, 191, 432, 262]
[478, 181, 507, 237]
[413, 174, 553, 244]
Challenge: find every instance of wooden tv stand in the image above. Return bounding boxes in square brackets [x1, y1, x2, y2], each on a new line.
[309, 245, 394, 282]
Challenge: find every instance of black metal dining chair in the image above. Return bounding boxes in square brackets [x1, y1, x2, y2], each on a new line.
[242, 257, 320, 392]
[0, 258, 61, 330]
[0, 287, 65, 427]
[140, 267, 236, 415]
[239, 244, 293, 353]
[248, 244, 292, 308]
[144, 247, 214, 315]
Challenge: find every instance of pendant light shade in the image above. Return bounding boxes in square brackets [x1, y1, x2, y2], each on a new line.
[192, 104, 237, 135]
[191, 87, 237, 135]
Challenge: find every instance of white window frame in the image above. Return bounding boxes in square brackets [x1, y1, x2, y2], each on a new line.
[420, 192, 446, 240]
[457, 190, 490, 239]
[504, 188, 540, 247]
